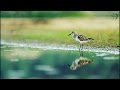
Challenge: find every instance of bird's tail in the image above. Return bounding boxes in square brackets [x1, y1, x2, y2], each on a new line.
[88, 38, 94, 40]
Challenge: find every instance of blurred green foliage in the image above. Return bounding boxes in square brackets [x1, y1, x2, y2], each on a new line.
[1, 11, 88, 18]
[1, 11, 119, 18]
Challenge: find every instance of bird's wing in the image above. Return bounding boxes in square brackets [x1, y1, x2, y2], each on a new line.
[78, 35, 88, 41]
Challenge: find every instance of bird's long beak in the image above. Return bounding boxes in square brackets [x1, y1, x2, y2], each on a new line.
[68, 33, 71, 36]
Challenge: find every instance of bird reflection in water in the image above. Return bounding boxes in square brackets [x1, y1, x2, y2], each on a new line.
[70, 56, 93, 70]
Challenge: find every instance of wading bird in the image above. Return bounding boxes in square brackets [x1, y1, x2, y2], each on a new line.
[68, 31, 94, 56]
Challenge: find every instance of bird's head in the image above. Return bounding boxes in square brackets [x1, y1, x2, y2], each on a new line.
[68, 31, 75, 36]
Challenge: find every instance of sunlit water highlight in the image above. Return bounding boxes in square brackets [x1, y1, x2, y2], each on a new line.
[1, 40, 119, 55]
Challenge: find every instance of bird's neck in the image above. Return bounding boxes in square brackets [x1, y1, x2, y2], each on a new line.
[72, 33, 77, 38]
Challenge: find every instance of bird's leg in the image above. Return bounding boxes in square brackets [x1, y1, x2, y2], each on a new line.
[82, 44, 83, 56]
[79, 44, 81, 56]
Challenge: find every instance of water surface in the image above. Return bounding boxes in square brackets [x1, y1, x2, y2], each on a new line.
[1, 44, 119, 79]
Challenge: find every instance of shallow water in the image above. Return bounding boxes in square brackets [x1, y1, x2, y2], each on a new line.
[0, 41, 120, 79]
[1, 40, 119, 54]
